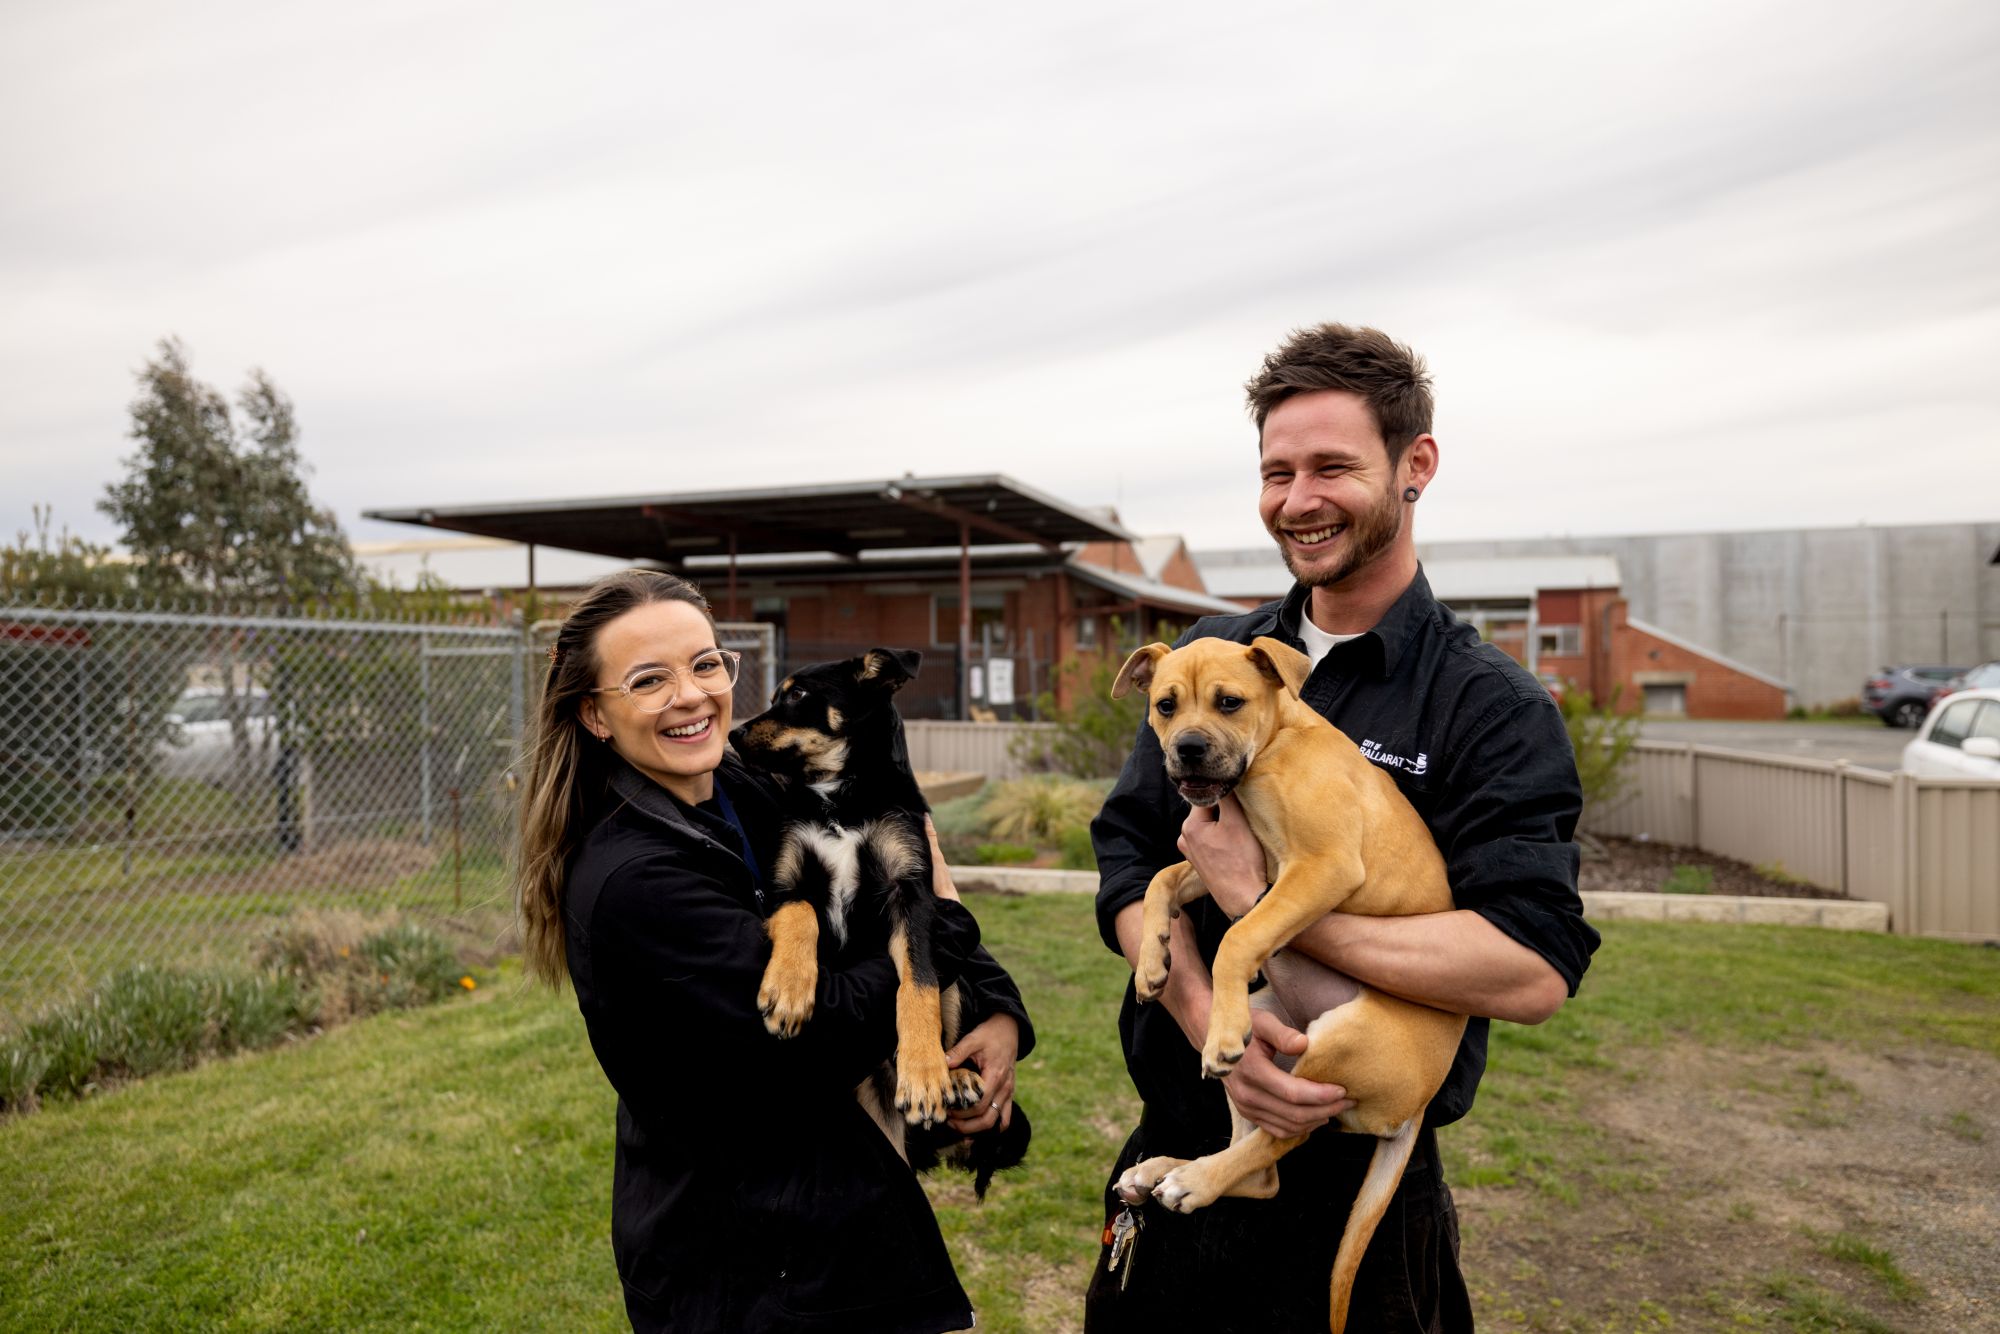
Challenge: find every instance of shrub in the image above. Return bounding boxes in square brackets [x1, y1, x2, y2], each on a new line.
[974, 843, 1038, 866]
[980, 776, 1104, 847]
[1559, 683, 1641, 812]
[0, 1039, 49, 1112]
[256, 911, 462, 1025]
[0, 964, 305, 1113]
[1, 916, 468, 1117]
[1058, 825, 1098, 872]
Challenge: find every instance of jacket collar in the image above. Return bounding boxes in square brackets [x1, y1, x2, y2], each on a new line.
[1275, 564, 1438, 681]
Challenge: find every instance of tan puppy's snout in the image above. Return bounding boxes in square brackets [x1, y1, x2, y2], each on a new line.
[1170, 730, 1213, 770]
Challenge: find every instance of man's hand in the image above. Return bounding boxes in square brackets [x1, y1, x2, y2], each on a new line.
[1221, 1010, 1354, 1138]
[1178, 795, 1265, 918]
[943, 1012, 1018, 1133]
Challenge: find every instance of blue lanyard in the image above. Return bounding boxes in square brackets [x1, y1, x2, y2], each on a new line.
[709, 777, 765, 901]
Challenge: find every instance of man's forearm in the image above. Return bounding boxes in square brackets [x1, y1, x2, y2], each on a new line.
[1280, 907, 1568, 1025]
[1112, 900, 1213, 1048]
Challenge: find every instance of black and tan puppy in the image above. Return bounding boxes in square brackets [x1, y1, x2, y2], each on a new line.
[731, 647, 1029, 1196]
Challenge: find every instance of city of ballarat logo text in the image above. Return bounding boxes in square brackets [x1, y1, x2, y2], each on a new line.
[1359, 739, 1428, 776]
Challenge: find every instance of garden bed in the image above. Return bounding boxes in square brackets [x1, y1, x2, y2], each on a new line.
[1582, 835, 1845, 900]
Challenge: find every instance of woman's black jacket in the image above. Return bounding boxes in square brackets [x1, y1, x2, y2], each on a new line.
[563, 754, 1034, 1334]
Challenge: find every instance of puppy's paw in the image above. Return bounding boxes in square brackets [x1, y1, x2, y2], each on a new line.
[895, 1046, 952, 1128]
[1156, 1164, 1221, 1214]
[1114, 1156, 1187, 1205]
[757, 967, 815, 1038]
[1135, 939, 1171, 1004]
[1200, 1026, 1252, 1080]
[945, 1066, 985, 1112]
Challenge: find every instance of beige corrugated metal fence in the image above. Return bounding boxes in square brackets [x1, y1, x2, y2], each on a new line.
[1588, 740, 1999, 941]
[903, 720, 1056, 782]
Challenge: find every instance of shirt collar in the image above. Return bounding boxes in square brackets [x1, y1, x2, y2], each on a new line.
[1276, 564, 1439, 681]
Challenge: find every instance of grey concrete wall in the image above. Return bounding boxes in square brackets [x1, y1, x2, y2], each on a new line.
[1410, 522, 2000, 708]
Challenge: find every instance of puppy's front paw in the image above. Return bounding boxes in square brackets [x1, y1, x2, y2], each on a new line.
[1156, 1163, 1221, 1214]
[757, 965, 815, 1038]
[945, 1066, 985, 1112]
[895, 1046, 952, 1128]
[1200, 1025, 1252, 1080]
[1114, 1156, 1187, 1205]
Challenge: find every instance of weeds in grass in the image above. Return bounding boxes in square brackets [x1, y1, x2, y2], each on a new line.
[1755, 861, 1813, 888]
[1945, 1109, 1982, 1142]
[1760, 1272, 1896, 1332]
[1806, 1229, 1922, 1301]
[1662, 864, 1716, 894]
[1058, 825, 1097, 871]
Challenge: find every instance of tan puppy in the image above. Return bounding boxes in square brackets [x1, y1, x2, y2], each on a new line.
[1109, 635, 1468, 1334]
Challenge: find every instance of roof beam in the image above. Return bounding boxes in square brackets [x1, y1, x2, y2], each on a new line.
[883, 486, 1062, 552]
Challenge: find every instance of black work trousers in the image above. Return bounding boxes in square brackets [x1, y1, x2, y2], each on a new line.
[1082, 1119, 1474, 1334]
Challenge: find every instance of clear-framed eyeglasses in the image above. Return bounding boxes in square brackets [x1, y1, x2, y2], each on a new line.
[589, 649, 742, 713]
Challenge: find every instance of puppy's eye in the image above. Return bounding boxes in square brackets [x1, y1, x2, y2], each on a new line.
[1154, 697, 1176, 718]
[786, 688, 807, 706]
[1218, 695, 1244, 714]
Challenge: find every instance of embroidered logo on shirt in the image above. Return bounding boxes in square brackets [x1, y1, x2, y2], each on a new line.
[1359, 739, 1428, 776]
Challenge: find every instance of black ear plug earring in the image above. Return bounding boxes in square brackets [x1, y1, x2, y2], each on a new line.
[1403, 486, 1420, 502]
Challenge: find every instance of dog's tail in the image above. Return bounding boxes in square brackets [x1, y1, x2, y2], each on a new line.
[1328, 1116, 1420, 1333]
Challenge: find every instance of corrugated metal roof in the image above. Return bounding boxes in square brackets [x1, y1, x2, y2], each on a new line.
[365, 474, 1129, 562]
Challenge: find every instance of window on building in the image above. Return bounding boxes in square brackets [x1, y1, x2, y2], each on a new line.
[1537, 624, 1582, 657]
[1076, 615, 1098, 650]
[1642, 682, 1686, 716]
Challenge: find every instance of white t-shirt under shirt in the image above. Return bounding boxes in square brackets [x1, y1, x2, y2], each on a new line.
[1296, 611, 1362, 673]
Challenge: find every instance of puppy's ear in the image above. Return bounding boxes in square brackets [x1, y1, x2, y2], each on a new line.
[1248, 637, 1311, 699]
[858, 647, 922, 691]
[1111, 643, 1171, 700]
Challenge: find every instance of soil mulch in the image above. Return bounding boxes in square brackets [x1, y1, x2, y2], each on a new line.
[1581, 835, 1845, 900]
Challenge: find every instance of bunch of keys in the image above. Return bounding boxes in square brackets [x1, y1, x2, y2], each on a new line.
[1103, 1205, 1143, 1291]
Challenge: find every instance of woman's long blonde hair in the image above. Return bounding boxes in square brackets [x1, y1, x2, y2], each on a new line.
[516, 569, 714, 986]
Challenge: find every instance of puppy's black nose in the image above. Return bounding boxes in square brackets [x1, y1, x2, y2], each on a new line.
[1174, 733, 1209, 766]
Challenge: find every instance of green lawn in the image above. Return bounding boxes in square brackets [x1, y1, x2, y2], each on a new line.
[2, 897, 1994, 1332]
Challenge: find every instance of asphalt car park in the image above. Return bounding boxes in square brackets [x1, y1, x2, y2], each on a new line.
[1636, 719, 1912, 769]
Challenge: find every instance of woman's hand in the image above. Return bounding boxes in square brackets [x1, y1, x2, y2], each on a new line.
[944, 1012, 1019, 1134]
[923, 814, 960, 902]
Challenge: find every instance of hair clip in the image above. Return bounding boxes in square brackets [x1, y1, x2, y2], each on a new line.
[546, 643, 562, 665]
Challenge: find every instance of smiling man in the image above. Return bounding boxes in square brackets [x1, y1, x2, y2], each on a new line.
[1084, 324, 1599, 1332]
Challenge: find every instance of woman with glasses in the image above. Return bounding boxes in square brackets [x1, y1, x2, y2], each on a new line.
[516, 569, 1030, 1334]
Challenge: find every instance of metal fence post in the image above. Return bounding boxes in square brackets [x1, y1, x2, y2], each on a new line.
[419, 631, 433, 846]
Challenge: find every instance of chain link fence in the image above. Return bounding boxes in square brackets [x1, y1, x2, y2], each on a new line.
[0, 600, 776, 1032]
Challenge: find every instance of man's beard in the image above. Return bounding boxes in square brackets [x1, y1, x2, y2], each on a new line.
[1272, 482, 1405, 589]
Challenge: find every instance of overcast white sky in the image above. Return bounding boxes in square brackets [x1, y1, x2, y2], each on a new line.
[3, 0, 1996, 560]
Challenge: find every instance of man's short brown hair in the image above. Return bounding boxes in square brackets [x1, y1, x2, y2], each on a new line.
[1245, 324, 1434, 464]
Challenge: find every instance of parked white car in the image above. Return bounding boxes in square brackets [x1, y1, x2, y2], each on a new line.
[157, 687, 275, 780]
[1900, 688, 2000, 779]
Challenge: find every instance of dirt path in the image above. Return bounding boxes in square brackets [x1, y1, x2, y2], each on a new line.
[1459, 1041, 2000, 1331]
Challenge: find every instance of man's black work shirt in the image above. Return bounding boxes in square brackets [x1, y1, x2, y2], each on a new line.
[1091, 567, 1598, 1158]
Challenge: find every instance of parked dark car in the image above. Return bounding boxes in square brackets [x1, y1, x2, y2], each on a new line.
[1861, 665, 1967, 728]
